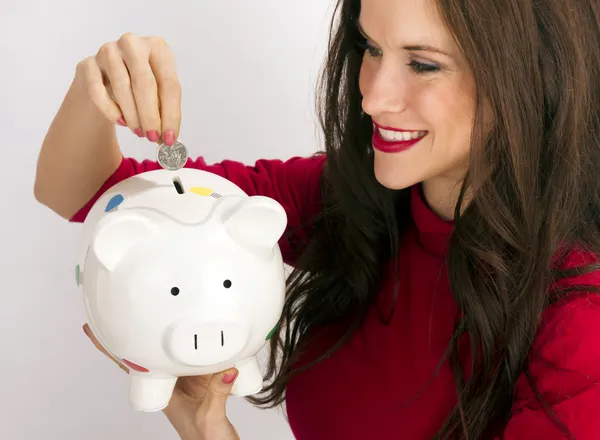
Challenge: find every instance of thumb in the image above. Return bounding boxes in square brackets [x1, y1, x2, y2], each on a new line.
[202, 368, 238, 417]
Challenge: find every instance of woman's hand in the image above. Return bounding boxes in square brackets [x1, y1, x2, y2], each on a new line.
[35, 33, 182, 218]
[75, 32, 182, 146]
[83, 324, 240, 440]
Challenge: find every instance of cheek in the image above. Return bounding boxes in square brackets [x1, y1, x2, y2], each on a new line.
[358, 58, 373, 99]
[421, 80, 476, 144]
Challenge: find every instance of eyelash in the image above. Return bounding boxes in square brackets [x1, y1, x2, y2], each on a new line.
[354, 38, 441, 74]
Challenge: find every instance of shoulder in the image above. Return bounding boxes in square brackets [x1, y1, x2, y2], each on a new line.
[506, 292, 600, 437]
[511, 252, 600, 408]
[540, 247, 600, 349]
[531, 247, 600, 375]
[501, 248, 600, 437]
[535, 295, 600, 366]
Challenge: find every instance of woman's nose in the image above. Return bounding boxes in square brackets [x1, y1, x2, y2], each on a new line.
[361, 63, 408, 118]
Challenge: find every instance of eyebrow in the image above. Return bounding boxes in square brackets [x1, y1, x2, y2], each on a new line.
[357, 21, 454, 59]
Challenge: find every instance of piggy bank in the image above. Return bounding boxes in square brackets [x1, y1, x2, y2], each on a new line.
[74, 168, 287, 412]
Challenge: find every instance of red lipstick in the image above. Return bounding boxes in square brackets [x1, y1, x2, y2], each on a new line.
[372, 122, 427, 153]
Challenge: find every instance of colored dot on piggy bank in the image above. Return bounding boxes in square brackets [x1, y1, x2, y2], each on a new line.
[75, 264, 81, 286]
[105, 194, 124, 212]
[266, 325, 277, 341]
[190, 187, 213, 196]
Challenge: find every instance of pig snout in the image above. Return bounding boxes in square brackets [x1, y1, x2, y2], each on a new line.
[165, 320, 249, 366]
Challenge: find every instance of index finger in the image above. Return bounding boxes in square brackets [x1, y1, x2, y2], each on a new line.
[149, 39, 182, 146]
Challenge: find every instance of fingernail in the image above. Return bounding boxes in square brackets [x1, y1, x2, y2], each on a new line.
[146, 130, 159, 142]
[116, 116, 127, 127]
[222, 371, 238, 385]
[163, 130, 176, 146]
[82, 325, 90, 338]
[134, 128, 144, 137]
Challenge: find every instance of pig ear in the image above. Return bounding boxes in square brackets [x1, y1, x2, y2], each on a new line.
[221, 196, 287, 252]
[91, 211, 159, 271]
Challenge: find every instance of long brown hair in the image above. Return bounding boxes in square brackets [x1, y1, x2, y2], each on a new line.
[248, 0, 600, 438]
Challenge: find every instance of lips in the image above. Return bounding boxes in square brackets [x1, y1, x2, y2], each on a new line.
[372, 122, 428, 154]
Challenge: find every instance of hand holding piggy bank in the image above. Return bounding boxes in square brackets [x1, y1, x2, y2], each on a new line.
[74, 168, 287, 412]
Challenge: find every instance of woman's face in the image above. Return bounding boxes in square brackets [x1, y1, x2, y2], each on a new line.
[358, 0, 477, 217]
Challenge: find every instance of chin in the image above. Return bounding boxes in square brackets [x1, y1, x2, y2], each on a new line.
[373, 154, 422, 191]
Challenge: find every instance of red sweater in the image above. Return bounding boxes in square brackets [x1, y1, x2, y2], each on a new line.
[71, 155, 600, 440]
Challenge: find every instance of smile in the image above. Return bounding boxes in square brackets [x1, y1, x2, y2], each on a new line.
[377, 127, 427, 142]
[372, 123, 428, 153]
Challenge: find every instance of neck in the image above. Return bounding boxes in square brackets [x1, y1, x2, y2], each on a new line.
[421, 177, 470, 221]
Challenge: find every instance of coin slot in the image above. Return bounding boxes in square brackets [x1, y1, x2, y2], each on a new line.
[172, 177, 185, 194]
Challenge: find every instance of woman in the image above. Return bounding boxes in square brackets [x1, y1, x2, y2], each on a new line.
[34, 0, 600, 438]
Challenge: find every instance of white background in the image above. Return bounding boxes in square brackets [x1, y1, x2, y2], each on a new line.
[0, 0, 333, 438]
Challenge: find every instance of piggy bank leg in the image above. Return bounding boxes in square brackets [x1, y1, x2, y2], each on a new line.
[128, 373, 178, 412]
[230, 356, 263, 396]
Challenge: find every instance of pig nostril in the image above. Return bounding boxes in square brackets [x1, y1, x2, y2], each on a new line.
[191, 332, 225, 350]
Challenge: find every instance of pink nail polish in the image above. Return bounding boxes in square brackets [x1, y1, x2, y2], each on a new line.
[134, 128, 144, 137]
[222, 372, 238, 385]
[163, 130, 176, 146]
[146, 130, 159, 142]
[116, 116, 127, 127]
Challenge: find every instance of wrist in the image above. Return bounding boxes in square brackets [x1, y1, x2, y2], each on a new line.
[163, 410, 201, 440]
[175, 426, 202, 440]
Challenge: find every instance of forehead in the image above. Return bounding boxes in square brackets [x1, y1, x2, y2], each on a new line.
[359, 0, 455, 49]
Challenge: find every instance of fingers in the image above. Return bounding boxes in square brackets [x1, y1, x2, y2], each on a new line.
[200, 368, 238, 423]
[149, 38, 181, 146]
[95, 43, 142, 138]
[79, 33, 182, 146]
[77, 56, 123, 126]
[118, 34, 162, 143]
[82, 323, 129, 374]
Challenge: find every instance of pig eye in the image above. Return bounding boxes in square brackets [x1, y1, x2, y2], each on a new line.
[171, 287, 180, 296]
[223, 280, 232, 288]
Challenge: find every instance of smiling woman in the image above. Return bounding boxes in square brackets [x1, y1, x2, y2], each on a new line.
[34, 0, 600, 438]
[251, 0, 600, 438]
[356, 0, 478, 216]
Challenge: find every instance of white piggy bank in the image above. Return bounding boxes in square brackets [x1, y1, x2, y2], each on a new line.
[74, 168, 287, 412]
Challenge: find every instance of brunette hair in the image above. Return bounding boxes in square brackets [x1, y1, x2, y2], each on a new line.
[248, 0, 600, 438]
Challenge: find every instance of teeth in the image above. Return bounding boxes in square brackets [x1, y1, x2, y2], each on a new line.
[378, 128, 427, 142]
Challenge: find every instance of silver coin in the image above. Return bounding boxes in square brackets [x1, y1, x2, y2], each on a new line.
[157, 141, 188, 171]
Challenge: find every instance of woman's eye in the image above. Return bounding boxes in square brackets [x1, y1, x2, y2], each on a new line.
[409, 60, 441, 74]
[355, 34, 441, 75]
[365, 43, 382, 58]
[355, 36, 381, 58]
